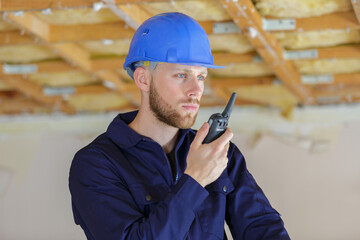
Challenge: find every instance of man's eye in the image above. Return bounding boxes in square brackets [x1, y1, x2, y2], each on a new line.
[177, 73, 186, 78]
[198, 75, 206, 81]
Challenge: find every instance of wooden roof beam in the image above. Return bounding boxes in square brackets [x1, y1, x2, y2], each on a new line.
[210, 77, 274, 88]
[220, 0, 314, 104]
[314, 85, 360, 104]
[0, 31, 36, 45]
[5, 12, 134, 42]
[0, 0, 98, 11]
[0, 75, 76, 114]
[351, 0, 360, 24]
[302, 73, 360, 86]
[0, 0, 192, 11]
[5, 12, 125, 88]
[4, 11, 138, 105]
[49, 21, 134, 42]
[103, 1, 152, 30]
[5, 12, 51, 42]
[268, 11, 360, 32]
[0, 94, 52, 114]
[198, 12, 359, 35]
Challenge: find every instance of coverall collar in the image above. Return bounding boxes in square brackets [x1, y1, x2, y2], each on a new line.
[106, 110, 192, 149]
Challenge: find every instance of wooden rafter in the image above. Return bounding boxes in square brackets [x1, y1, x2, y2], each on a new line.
[332, 73, 360, 85]
[49, 22, 134, 42]
[210, 85, 266, 106]
[0, 31, 35, 45]
[316, 46, 360, 59]
[0, 93, 52, 114]
[351, 0, 360, 24]
[268, 12, 360, 31]
[314, 85, 360, 103]
[5, 12, 134, 42]
[213, 52, 258, 65]
[4, 11, 139, 106]
[105, 2, 152, 29]
[91, 58, 126, 71]
[303, 73, 360, 86]
[211, 77, 274, 88]
[220, 0, 314, 104]
[50, 42, 92, 70]
[0, 75, 76, 114]
[0, 0, 98, 11]
[0, 0, 192, 11]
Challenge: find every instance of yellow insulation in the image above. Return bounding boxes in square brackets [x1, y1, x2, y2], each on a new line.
[295, 58, 360, 75]
[141, 0, 231, 21]
[0, 44, 58, 63]
[210, 62, 273, 77]
[34, 8, 121, 25]
[209, 34, 255, 54]
[28, 71, 101, 87]
[254, 0, 352, 18]
[275, 29, 360, 50]
[67, 92, 129, 112]
[81, 39, 131, 56]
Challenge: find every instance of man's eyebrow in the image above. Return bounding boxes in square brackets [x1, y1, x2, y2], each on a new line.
[173, 68, 208, 75]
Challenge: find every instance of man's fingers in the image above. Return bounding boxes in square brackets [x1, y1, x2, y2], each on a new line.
[192, 122, 209, 146]
[213, 128, 233, 147]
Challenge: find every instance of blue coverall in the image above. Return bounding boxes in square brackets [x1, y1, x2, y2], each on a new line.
[69, 111, 290, 239]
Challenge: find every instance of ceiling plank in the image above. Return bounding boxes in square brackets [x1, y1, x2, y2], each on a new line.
[213, 52, 258, 65]
[211, 85, 265, 106]
[332, 73, 360, 85]
[91, 58, 126, 71]
[5, 12, 50, 41]
[6, 12, 134, 42]
[314, 85, 360, 103]
[220, 0, 314, 104]
[351, 0, 360, 24]
[74, 85, 112, 94]
[50, 42, 92, 70]
[317, 46, 360, 58]
[0, 75, 76, 114]
[0, 31, 36, 45]
[268, 11, 360, 31]
[211, 77, 274, 88]
[49, 22, 134, 42]
[107, 3, 152, 29]
[0, 0, 192, 11]
[95, 69, 126, 91]
[4, 11, 138, 106]
[0, 0, 97, 11]
[0, 94, 52, 114]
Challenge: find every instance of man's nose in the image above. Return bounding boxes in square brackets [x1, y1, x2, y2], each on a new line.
[187, 75, 203, 97]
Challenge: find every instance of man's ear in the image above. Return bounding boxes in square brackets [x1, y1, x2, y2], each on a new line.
[133, 67, 150, 92]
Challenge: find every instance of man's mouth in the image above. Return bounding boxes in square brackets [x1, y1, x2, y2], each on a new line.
[182, 104, 199, 111]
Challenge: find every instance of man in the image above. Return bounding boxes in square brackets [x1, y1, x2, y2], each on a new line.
[69, 12, 290, 239]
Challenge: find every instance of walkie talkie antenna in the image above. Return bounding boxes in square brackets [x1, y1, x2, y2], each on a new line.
[222, 92, 237, 118]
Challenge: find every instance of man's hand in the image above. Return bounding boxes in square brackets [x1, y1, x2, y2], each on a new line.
[184, 123, 233, 187]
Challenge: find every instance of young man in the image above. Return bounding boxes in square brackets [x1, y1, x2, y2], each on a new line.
[69, 12, 290, 239]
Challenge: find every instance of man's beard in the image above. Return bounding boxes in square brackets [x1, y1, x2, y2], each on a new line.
[149, 80, 199, 129]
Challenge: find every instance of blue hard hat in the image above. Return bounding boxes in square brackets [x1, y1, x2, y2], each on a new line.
[123, 12, 224, 78]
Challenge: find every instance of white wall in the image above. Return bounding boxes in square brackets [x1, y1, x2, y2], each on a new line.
[0, 107, 360, 240]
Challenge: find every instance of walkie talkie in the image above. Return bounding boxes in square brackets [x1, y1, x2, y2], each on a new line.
[203, 92, 237, 144]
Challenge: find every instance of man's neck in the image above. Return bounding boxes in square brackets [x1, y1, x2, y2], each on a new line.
[129, 109, 179, 153]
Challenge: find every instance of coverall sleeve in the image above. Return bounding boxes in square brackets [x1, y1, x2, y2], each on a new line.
[69, 148, 209, 240]
[225, 144, 291, 239]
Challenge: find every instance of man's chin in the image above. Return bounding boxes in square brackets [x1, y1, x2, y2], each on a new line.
[177, 113, 197, 129]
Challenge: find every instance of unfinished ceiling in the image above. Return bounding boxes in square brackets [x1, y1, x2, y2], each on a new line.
[0, 0, 359, 116]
